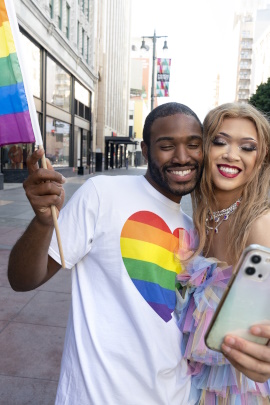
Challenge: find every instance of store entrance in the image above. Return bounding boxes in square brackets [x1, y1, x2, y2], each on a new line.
[75, 127, 88, 175]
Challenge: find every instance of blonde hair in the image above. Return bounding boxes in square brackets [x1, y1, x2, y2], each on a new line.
[192, 102, 270, 264]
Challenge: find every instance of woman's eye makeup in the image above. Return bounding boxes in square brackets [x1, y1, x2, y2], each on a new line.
[211, 136, 227, 146]
[240, 144, 257, 152]
[211, 136, 257, 152]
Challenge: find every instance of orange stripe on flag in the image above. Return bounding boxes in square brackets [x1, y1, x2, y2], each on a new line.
[0, 0, 9, 27]
[121, 220, 179, 253]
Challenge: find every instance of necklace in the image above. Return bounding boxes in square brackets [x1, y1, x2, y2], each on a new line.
[206, 198, 241, 234]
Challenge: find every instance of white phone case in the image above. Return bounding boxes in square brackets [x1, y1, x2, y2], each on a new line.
[205, 244, 270, 352]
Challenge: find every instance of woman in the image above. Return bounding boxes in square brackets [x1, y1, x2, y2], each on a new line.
[176, 102, 270, 404]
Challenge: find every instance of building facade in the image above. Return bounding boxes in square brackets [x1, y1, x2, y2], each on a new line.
[1, 0, 132, 182]
[233, 3, 270, 103]
[95, 0, 133, 170]
[251, 6, 270, 94]
[234, 13, 254, 103]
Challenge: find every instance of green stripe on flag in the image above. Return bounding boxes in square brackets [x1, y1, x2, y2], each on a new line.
[123, 257, 177, 291]
[0, 53, 23, 87]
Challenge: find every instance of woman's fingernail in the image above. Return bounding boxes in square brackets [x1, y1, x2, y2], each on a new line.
[222, 344, 231, 354]
[225, 337, 235, 345]
[252, 326, 261, 335]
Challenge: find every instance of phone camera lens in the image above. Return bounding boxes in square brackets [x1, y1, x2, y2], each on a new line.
[245, 267, 256, 276]
[251, 255, 261, 264]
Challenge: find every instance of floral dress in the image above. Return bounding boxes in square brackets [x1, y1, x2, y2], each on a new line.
[174, 255, 270, 405]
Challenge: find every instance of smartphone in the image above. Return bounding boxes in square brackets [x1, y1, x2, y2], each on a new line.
[205, 244, 270, 352]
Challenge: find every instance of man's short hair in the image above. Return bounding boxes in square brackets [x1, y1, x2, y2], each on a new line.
[143, 102, 202, 146]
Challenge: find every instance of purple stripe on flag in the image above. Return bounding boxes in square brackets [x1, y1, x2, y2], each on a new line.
[148, 302, 173, 323]
[0, 111, 35, 147]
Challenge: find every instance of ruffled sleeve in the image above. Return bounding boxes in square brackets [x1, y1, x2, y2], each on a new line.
[175, 256, 270, 405]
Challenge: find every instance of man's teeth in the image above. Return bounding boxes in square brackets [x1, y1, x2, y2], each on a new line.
[171, 169, 191, 177]
[219, 166, 239, 174]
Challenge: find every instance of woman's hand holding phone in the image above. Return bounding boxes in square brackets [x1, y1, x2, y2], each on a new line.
[221, 324, 270, 383]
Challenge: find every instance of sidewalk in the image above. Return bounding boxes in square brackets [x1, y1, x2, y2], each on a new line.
[0, 166, 192, 405]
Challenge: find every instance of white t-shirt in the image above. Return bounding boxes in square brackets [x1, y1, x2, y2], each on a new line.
[49, 175, 194, 405]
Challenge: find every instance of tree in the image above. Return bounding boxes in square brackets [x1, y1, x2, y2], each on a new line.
[249, 77, 270, 114]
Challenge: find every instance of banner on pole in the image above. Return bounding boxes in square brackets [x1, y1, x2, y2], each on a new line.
[156, 58, 171, 97]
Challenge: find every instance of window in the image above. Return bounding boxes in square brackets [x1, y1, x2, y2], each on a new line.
[77, 21, 80, 49]
[82, 28, 85, 56]
[86, 36, 89, 63]
[66, 3, 70, 39]
[21, 34, 41, 98]
[75, 81, 90, 106]
[74, 80, 91, 119]
[82, 0, 85, 13]
[2, 143, 33, 169]
[47, 56, 71, 112]
[58, 0, 62, 30]
[46, 117, 70, 167]
[87, 0, 90, 20]
[49, 0, 54, 18]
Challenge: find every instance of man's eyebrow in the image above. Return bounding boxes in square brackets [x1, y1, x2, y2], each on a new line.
[218, 132, 257, 142]
[155, 135, 202, 143]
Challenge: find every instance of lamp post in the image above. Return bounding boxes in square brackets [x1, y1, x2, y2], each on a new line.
[141, 30, 168, 111]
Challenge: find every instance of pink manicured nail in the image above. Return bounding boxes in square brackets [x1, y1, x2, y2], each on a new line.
[252, 326, 261, 335]
[222, 344, 231, 353]
[225, 337, 235, 345]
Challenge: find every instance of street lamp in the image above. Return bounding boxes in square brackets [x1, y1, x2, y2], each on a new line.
[141, 30, 168, 111]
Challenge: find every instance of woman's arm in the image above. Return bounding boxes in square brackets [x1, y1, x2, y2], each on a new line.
[246, 210, 270, 248]
[221, 211, 270, 382]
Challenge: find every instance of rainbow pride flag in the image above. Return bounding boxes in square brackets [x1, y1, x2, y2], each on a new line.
[0, 0, 41, 147]
[120, 211, 186, 322]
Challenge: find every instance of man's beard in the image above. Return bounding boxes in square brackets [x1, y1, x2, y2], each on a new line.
[147, 151, 201, 197]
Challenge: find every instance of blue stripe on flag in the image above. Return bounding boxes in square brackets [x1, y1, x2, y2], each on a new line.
[0, 82, 29, 116]
[132, 279, 176, 310]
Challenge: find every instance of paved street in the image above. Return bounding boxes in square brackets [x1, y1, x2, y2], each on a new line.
[0, 166, 192, 405]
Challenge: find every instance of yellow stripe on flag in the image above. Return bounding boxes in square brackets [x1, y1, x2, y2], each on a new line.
[0, 21, 16, 58]
[120, 237, 183, 274]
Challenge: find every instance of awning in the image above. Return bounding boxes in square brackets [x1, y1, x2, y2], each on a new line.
[105, 136, 138, 145]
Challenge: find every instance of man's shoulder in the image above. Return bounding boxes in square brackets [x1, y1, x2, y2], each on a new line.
[90, 174, 142, 189]
[180, 209, 193, 228]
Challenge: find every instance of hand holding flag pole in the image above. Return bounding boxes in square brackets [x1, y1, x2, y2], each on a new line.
[0, 0, 66, 268]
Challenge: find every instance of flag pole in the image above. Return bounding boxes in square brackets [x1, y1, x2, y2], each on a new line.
[40, 150, 66, 269]
[5, 0, 66, 268]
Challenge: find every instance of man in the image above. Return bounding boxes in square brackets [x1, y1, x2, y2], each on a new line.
[8, 102, 270, 404]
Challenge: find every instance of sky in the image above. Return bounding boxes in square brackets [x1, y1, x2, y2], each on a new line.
[130, 0, 244, 120]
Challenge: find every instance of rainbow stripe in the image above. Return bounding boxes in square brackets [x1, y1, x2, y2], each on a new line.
[120, 211, 185, 322]
[0, 0, 35, 147]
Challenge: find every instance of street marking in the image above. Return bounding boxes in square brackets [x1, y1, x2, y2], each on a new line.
[0, 200, 13, 206]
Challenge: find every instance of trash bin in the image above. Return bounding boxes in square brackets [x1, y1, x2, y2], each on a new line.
[0, 173, 3, 190]
[96, 153, 103, 172]
[78, 166, 84, 175]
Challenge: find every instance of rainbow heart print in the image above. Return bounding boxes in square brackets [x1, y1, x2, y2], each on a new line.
[0, 0, 35, 146]
[120, 211, 190, 322]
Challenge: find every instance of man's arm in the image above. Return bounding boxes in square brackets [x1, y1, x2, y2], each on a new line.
[8, 149, 65, 291]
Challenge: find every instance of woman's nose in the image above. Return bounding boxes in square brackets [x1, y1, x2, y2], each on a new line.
[222, 147, 240, 161]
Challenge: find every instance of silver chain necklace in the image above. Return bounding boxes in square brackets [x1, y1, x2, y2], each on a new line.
[206, 198, 241, 234]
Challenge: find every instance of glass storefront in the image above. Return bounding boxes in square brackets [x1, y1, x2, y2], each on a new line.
[21, 34, 41, 98]
[1, 144, 33, 170]
[47, 57, 71, 112]
[1, 31, 92, 181]
[46, 117, 70, 167]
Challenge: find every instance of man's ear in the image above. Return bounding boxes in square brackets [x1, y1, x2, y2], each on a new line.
[141, 141, 148, 162]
